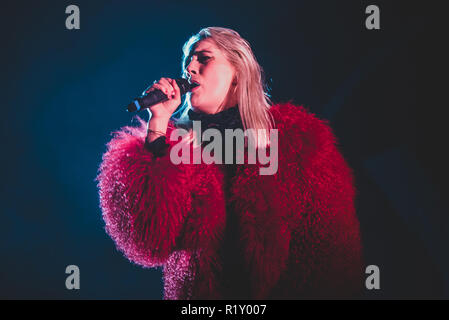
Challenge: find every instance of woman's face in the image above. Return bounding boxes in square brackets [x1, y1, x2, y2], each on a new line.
[186, 39, 237, 114]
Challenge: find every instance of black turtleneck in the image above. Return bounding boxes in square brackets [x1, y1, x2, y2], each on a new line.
[187, 106, 243, 131]
[144, 105, 251, 299]
[144, 106, 243, 161]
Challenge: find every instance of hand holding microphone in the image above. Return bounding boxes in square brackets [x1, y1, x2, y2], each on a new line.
[131, 77, 196, 142]
[126, 77, 199, 116]
[126, 77, 198, 142]
[142, 77, 183, 120]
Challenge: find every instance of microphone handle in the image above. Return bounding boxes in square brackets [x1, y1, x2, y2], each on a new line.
[132, 89, 168, 112]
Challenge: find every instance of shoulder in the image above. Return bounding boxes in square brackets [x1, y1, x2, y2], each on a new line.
[105, 116, 179, 150]
[269, 102, 338, 157]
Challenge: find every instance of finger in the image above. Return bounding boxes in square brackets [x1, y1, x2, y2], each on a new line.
[159, 78, 173, 92]
[150, 83, 162, 92]
[145, 81, 161, 94]
[152, 83, 170, 96]
[143, 83, 154, 95]
[145, 86, 156, 94]
[171, 79, 180, 95]
[160, 78, 174, 99]
[169, 79, 180, 99]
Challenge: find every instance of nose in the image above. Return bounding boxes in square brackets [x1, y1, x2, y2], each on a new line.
[186, 57, 198, 77]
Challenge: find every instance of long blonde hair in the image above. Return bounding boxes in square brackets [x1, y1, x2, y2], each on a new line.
[173, 27, 274, 149]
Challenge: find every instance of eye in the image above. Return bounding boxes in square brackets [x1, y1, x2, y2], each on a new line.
[198, 56, 211, 64]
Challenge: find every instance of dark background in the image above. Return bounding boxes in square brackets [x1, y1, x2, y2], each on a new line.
[1, 0, 447, 299]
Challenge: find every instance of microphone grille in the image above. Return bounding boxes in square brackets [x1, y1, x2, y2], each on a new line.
[175, 78, 198, 95]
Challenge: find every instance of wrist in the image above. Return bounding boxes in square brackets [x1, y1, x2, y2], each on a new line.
[147, 117, 169, 142]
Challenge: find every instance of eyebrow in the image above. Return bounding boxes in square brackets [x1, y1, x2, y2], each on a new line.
[191, 50, 213, 55]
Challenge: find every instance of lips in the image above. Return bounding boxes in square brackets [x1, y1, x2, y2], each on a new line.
[189, 80, 200, 92]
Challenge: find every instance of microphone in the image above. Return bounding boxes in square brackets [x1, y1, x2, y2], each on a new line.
[126, 78, 199, 112]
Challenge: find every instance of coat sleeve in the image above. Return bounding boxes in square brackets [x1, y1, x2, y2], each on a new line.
[271, 103, 364, 297]
[95, 117, 193, 267]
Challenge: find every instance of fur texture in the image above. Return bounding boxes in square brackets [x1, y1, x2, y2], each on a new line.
[96, 102, 363, 299]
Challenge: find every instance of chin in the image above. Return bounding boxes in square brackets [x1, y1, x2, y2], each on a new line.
[190, 97, 206, 112]
[191, 105, 207, 113]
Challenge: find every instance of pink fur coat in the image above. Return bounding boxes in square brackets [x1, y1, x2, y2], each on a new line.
[96, 103, 363, 299]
